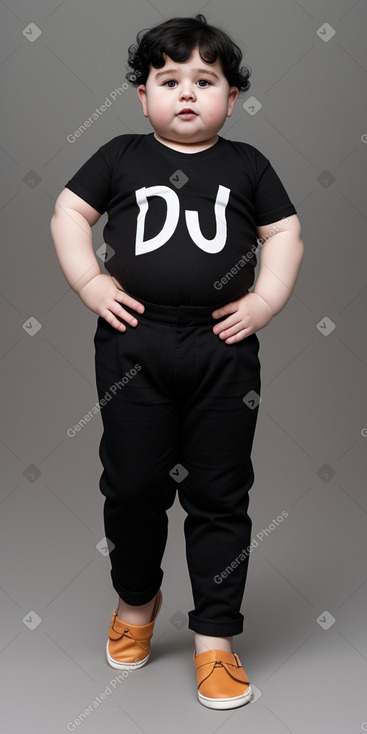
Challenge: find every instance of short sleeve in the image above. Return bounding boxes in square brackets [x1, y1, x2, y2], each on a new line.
[64, 143, 112, 215]
[253, 149, 297, 226]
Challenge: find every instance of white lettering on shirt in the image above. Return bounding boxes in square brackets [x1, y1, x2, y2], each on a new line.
[135, 184, 231, 255]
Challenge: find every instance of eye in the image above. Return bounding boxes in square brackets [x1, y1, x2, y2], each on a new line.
[162, 79, 212, 88]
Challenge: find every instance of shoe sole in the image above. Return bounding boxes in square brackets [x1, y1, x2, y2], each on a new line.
[106, 641, 150, 671]
[198, 685, 253, 710]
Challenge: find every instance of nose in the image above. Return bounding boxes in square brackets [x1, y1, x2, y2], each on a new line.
[179, 82, 196, 101]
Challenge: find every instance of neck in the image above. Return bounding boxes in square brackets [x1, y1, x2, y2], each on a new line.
[153, 132, 219, 153]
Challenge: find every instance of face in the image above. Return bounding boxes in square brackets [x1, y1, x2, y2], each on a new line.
[137, 46, 239, 150]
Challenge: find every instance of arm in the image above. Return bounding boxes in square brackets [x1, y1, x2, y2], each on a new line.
[50, 188, 102, 294]
[50, 188, 145, 331]
[211, 214, 304, 344]
[252, 213, 304, 316]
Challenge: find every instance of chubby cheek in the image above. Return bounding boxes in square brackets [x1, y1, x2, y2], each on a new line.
[147, 97, 171, 125]
[150, 109, 171, 128]
[206, 100, 227, 123]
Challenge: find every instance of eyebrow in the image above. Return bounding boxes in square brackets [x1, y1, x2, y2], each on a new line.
[154, 67, 220, 80]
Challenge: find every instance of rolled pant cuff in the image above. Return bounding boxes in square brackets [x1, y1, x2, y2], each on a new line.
[188, 612, 244, 637]
[111, 570, 163, 606]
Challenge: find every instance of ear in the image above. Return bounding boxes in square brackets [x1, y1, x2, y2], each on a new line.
[227, 86, 240, 117]
[137, 85, 148, 116]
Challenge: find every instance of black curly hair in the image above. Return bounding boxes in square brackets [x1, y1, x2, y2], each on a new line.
[125, 14, 251, 94]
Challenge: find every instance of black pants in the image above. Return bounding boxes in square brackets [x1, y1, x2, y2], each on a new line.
[93, 295, 261, 637]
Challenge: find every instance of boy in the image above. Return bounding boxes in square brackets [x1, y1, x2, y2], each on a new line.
[50, 14, 304, 710]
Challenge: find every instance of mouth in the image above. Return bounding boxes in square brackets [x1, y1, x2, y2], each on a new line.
[177, 108, 198, 118]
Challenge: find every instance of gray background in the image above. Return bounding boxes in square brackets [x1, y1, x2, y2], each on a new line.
[1, 0, 366, 732]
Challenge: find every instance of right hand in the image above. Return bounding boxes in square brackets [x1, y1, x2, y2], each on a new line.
[78, 274, 145, 332]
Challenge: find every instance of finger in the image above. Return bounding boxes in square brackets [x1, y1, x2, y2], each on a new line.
[102, 313, 127, 332]
[115, 289, 145, 313]
[213, 316, 240, 335]
[115, 305, 139, 328]
[225, 328, 251, 344]
[217, 322, 247, 339]
[112, 296, 143, 326]
[212, 303, 234, 319]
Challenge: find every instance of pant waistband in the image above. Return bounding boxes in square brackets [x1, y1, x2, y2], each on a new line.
[123, 295, 245, 326]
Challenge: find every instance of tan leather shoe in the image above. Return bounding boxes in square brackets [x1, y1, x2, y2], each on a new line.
[193, 648, 253, 709]
[106, 589, 163, 670]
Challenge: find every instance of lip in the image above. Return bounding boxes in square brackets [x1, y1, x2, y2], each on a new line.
[177, 109, 197, 117]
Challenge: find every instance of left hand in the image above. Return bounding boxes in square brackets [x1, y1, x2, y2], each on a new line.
[212, 292, 273, 344]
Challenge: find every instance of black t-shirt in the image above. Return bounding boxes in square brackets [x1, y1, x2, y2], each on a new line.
[64, 133, 297, 306]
